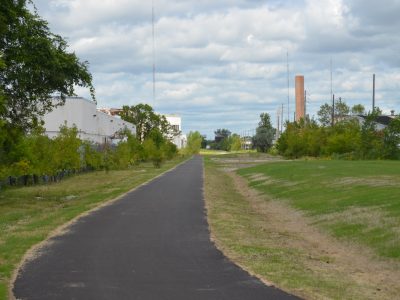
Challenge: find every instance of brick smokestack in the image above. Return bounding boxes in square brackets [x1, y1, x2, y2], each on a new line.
[295, 75, 305, 121]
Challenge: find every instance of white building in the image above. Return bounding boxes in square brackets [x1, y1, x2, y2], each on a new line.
[165, 114, 187, 149]
[42, 97, 135, 144]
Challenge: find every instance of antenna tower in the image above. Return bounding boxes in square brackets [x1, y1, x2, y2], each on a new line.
[152, 0, 156, 107]
[287, 51, 290, 122]
[330, 58, 333, 103]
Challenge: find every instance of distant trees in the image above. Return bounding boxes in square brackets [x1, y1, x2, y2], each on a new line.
[351, 104, 366, 115]
[277, 101, 400, 160]
[119, 104, 178, 143]
[228, 134, 242, 151]
[317, 101, 350, 126]
[212, 128, 232, 151]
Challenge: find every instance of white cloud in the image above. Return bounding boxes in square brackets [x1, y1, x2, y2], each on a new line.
[31, 0, 400, 137]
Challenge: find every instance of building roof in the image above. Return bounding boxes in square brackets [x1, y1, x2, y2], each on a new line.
[358, 115, 395, 126]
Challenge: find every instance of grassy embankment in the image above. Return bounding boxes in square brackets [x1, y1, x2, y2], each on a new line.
[204, 154, 400, 299]
[0, 157, 185, 300]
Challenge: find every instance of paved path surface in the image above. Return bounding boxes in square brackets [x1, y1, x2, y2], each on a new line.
[14, 156, 299, 300]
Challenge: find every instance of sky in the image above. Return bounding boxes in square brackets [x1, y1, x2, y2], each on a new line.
[32, 0, 400, 138]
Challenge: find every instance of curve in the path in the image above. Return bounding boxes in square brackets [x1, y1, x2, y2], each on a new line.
[14, 156, 300, 300]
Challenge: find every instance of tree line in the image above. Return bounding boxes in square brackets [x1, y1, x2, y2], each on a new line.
[277, 102, 400, 159]
[184, 113, 276, 154]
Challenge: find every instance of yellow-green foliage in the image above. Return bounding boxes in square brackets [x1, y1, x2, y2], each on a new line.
[185, 131, 203, 155]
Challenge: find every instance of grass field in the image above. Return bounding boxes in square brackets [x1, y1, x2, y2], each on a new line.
[238, 160, 400, 259]
[0, 157, 185, 300]
[204, 155, 400, 299]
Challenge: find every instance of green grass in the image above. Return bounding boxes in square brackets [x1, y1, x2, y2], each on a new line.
[204, 154, 400, 299]
[238, 160, 400, 259]
[0, 157, 185, 300]
[204, 157, 377, 299]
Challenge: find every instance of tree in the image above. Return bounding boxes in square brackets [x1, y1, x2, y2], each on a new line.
[359, 110, 384, 159]
[214, 129, 231, 142]
[229, 134, 242, 151]
[53, 124, 82, 172]
[258, 113, 272, 128]
[335, 100, 350, 120]
[0, 0, 95, 132]
[317, 103, 332, 126]
[253, 113, 275, 153]
[185, 131, 202, 155]
[383, 117, 400, 159]
[142, 130, 165, 168]
[351, 104, 365, 115]
[213, 129, 231, 150]
[119, 104, 176, 143]
[317, 100, 350, 126]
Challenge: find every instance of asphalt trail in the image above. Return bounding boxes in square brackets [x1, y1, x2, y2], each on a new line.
[14, 156, 299, 300]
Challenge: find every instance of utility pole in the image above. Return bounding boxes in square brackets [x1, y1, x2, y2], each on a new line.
[276, 108, 280, 139]
[304, 90, 307, 121]
[330, 59, 333, 104]
[372, 73, 376, 112]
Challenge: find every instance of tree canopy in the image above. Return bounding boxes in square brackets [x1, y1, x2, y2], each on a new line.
[0, 0, 95, 132]
[185, 131, 203, 155]
[253, 113, 275, 153]
[317, 100, 350, 126]
[119, 104, 178, 143]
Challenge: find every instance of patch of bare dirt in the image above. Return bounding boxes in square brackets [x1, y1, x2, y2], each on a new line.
[332, 176, 400, 187]
[212, 154, 287, 172]
[228, 171, 400, 300]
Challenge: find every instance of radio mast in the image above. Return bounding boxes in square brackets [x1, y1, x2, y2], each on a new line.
[152, 0, 156, 107]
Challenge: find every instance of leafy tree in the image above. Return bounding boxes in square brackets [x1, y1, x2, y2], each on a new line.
[161, 141, 177, 160]
[323, 120, 361, 156]
[258, 113, 272, 128]
[143, 138, 163, 168]
[317, 103, 333, 126]
[119, 104, 175, 143]
[359, 110, 384, 159]
[351, 104, 365, 115]
[229, 134, 242, 151]
[214, 129, 231, 141]
[0, 0, 95, 132]
[82, 141, 103, 170]
[383, 117, 400, 159]
[113, 141, 132, 169]
[185, 131, 203, 155]
[253, 113, 274, 153]
[200, 135, 207, 149]
[213, 128, 231, 150]
[53, 124, 82, 172]
[335, 100, 350, 120]
[317, 101, 350, 126]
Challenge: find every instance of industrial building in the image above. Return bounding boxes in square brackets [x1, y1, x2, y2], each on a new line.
[164, 114, 187, 149]
[42, 97, 187, 149]
[42, 97, 135, 144]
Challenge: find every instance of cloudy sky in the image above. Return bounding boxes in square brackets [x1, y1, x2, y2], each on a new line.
[33, 0, 400, 138]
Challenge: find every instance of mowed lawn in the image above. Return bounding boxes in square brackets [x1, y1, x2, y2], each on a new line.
[238, 160, 400, 259]
[0, 157, 185, 300]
